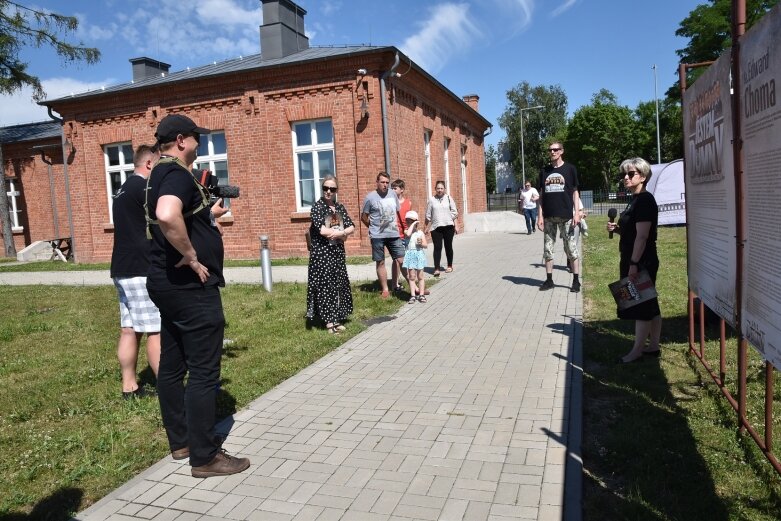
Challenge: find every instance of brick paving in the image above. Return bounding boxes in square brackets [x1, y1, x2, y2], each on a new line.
[67, 231, 582, 521]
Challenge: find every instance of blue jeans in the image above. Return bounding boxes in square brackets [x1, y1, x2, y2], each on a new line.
[523, 207, 538, 233]
[148, 285, 225, 467]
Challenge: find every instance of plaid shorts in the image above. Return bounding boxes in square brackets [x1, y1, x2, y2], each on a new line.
[113, 276, 161, 333]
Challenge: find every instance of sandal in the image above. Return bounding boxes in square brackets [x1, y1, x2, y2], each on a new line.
[433, 270, 441, 277]
[445, 266, 453, 273]
[408, 296, 417, 304]
[333, 323, 346, 331]
[326, 324, 341, 334]
[417, 295, 427, 303]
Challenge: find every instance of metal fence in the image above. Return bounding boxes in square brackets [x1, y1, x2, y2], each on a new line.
[486, 190, 632, 215]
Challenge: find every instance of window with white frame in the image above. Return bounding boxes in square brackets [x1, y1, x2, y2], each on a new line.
[292, 119, 335, 211]
[443, 137, 451, 192]
[424, 130, 432, 196]
[104, 142, 135, 223]
[6, 179, 22, 231]
[194, 131, 231, 211]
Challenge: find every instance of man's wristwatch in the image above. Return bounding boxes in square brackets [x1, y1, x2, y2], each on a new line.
[629, 260, 640, 267]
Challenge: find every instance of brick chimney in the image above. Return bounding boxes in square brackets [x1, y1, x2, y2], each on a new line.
[260, 0, 309, 61]
[129, 57, 171, 82]
[462, 94, 479, 111]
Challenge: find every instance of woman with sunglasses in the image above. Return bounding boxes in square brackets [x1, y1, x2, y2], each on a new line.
[607, 158, 662, 363]
[306, 176, 356, 334]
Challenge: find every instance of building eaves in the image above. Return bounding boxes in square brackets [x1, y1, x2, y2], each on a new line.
[0, 121, 61, 144]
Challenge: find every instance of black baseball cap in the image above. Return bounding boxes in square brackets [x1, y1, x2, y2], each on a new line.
[155, 114, 211, 144]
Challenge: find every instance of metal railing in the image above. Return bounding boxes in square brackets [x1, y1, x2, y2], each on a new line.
[486, 190, 632, 215]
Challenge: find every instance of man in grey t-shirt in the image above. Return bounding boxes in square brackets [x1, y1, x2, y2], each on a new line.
[361, 172, 405, 298]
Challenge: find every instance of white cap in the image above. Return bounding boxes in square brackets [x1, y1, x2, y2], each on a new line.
[405, 210, 419, 221]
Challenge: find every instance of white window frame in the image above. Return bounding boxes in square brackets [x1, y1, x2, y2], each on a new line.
[443, 137, 451, 193]
[104, 142, 134, 224]
[194, 131, 231, 213]
[424, 130, 432, 196]
[6, 179, 22, 231]
[460, 145, 468, 215]
[292, 119, 336, 212]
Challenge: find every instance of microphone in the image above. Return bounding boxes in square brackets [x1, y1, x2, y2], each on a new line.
[608, 208, 617, 239]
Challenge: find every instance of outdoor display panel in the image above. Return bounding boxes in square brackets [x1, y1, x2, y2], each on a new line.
[683, 50, 737, 327]
[739, 4, 781, 369]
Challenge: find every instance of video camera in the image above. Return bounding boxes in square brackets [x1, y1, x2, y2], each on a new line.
[192, 168, 240, 203]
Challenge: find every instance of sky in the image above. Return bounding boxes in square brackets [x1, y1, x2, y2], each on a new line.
[0, 0, 703, 149]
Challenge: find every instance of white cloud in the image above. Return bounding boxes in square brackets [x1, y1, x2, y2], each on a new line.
[195, 0, 262, 27]
[0, 77, 115, 127]
[552, 0, 578, 17]
[321, 1, 342, 16]
[493, 0, 534, 33]
[400, 3, 482, 74]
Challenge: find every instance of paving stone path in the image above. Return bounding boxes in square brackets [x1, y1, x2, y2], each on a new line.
[62, 231, 583, 521]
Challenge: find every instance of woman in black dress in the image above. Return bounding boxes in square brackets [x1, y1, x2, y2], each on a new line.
[607, 158, 662, 363]
[306, 176, 355, 333]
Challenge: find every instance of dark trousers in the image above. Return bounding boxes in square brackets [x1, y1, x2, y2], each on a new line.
[431, 225, 455, 269]
[148, 285, 224, 467]
[523, 207, 538, 233]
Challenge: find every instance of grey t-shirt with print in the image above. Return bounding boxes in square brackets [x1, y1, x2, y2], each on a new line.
[362, 190, 400, 239]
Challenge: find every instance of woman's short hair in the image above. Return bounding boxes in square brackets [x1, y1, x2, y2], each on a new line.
[322, 175, 337, 188]
[619, 157, 653, 186]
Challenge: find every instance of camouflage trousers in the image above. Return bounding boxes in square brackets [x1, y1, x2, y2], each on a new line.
[543, 216, 579, 262]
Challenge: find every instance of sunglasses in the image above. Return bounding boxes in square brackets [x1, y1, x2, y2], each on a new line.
[322, 185, 338, 193]
[623, 170, 641, 179]
[548, 147, 562, 152]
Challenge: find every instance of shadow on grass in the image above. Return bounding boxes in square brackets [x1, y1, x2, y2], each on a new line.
[582, 314, 730, 520]
[0, 487, 82, 521]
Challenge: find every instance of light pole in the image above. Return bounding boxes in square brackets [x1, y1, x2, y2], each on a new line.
[653, 64, 661, 164]
[519, 105, 544, 187]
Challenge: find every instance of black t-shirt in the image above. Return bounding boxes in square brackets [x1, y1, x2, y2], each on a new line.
[110, 174, 152, 278]
[539, 162, 579, 219]
[147, 158, 224, 289]
[618, 191, 658, 264]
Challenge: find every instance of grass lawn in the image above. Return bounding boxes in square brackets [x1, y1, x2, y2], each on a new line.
[582, 216, 781, 519]
[0, 256, 374, 272]
[0, 279, 407, 519]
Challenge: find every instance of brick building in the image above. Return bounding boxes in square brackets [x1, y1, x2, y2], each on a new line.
[2, 0, 490, 262]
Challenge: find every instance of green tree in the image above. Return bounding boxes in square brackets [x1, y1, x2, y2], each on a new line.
[484, 144, 497, 194]
[498, 82, 568, 187]
[0, 1, 100, 257]
[565, 89, 639, 191]
[667, 0, 779, 98]
[634, 98, 684, 163]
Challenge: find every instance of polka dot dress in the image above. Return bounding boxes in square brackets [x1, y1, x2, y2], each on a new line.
[306, 198, 354, 325]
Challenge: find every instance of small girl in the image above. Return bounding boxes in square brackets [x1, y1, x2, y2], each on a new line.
[402, 211, 428, 303]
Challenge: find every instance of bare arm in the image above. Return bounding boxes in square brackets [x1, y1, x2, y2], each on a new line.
[628, 221, 652, 281]
[572, 190, 581, 226]
[156, 195, 209, 283]
[360, 212, 370, 228]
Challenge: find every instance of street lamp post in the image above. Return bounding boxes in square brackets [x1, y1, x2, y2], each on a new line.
[519, 105, 544, 187]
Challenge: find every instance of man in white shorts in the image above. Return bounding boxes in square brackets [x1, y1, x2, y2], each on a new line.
[110, 144, 161, 399]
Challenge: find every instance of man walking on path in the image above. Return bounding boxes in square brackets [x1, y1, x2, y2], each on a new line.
[519, 181, 540, 235]
[146, 114, 250, 478]
[537, 141, 581, 293]
[110, 144, 161, 400]
[362, 172, 405, 298]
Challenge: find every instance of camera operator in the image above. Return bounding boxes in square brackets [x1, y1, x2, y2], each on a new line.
[146, 114, 249, 478]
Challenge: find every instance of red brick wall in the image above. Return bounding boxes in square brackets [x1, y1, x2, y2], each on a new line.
[41, 50, 489, 262]
[1, 137, 65, 253]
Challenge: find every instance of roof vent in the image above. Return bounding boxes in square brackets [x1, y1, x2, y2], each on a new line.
[259, 0, 309, 61]
[129, 57, 171, 82]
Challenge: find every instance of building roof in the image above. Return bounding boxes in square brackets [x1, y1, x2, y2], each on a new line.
[41, 45, 491, 128]
[0, 121, 61, 144]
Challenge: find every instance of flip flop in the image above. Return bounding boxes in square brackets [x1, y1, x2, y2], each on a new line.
[445, 267, 453, 273]
[433, 270, 440, 277]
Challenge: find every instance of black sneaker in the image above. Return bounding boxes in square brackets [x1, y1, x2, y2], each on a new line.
[570, 279, 581, 293]
[539, 279, 554, 291]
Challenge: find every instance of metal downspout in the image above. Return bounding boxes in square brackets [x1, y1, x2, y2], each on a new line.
[47, 107, 77, 261]
[380, 52, 401, 176]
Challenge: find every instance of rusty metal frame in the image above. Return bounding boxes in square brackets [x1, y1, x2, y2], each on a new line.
[682, 0, 780, 476]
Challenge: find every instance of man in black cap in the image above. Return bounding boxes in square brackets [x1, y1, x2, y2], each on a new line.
[146, 114, 250, 478]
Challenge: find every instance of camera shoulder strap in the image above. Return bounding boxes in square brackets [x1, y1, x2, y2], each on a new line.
[144, 157, 210, 239]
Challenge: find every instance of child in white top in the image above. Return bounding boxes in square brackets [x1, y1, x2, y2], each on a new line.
[402, 211, 428, 303]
